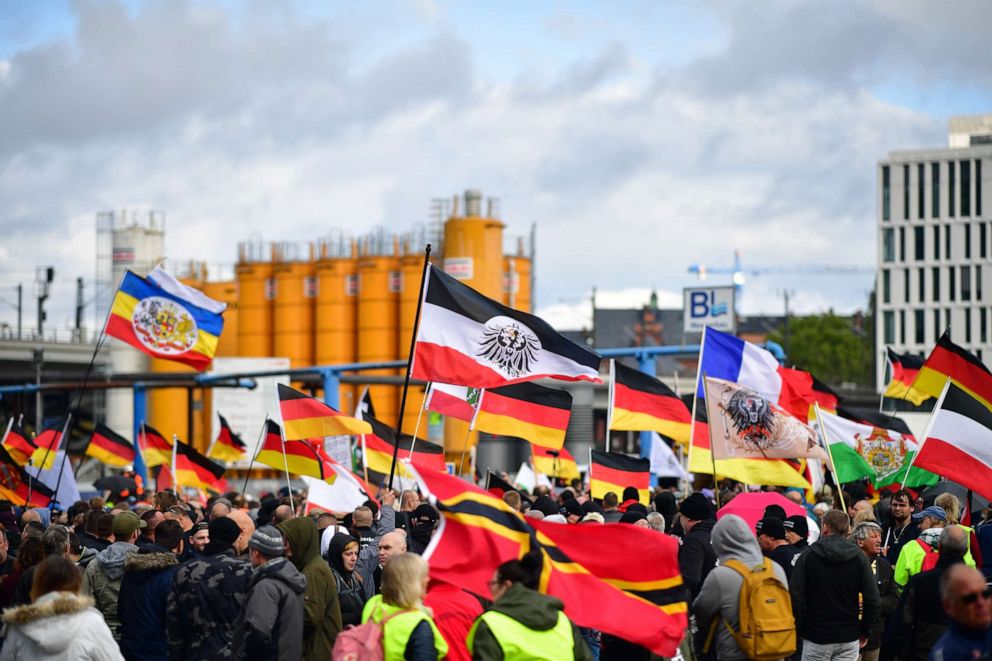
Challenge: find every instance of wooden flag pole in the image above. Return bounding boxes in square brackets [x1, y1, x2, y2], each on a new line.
[279, 428, 295, 512]
[405, 384, 431, 461]
[387, 244, 432, 491]
[240, 415, 269, 499]
[814, 402, 846, 514]
[900, 377, 952, 489]
[700, 371, 721, 509]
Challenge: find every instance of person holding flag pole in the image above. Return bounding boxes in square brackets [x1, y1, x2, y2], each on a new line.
[813, 402, 848, 514]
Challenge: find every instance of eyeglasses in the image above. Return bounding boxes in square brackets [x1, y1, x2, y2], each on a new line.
[959, 588, 992, 605]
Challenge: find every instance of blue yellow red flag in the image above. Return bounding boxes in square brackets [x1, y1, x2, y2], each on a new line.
[105, 267, 226, 371]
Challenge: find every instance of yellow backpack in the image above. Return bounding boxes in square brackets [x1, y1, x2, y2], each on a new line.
[718, 557, 796, 661]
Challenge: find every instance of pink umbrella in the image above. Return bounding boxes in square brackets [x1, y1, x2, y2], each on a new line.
[717, 492, 807, 533]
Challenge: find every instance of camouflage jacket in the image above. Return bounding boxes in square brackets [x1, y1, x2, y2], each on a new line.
[166, 547, 251, 661]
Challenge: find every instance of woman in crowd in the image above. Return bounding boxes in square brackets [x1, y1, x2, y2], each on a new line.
[327, 532, 366, 627]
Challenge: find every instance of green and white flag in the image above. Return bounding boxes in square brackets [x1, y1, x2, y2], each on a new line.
[816, 408, 937, 488]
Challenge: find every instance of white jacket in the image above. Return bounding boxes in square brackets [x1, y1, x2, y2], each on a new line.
[0, 591, 123, 660]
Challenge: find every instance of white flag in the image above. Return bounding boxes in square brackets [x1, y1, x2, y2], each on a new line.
[649, 433, 690, 479]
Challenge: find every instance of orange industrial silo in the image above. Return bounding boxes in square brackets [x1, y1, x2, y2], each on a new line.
[315, 238, 359, 411]
[441, 190, 505, 458]
[502, 236, 532, 313]
[398, 246, 429, 438]
[273, 242, 316, 368]
[199, 277, 239, 451]
[236, 242, 275, 357]
[357, 233, 400, 427]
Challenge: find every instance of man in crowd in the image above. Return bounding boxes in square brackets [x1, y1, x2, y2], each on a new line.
[119, 519, 184, 660]
[138, 509, 164, 551]
[930, 565, 992, 658]
[350, 506, 376, 549]
[894, 524, 969, 659]
[189, 522, 210, 555]
[167, 516, 252, 660]
[791, 509, 879, 659]
[227, 509, 256, 559]
[231, 525, 306, 661]
[351, 491, 397, 597]
[852, 521, 899, 661]
[756, 516, 800, 580]
[677, 493, 717, 600]
[602, 492, 623, 523]
[210, 498, 232, 520]
[895, 505, 949, 585]
[407, 503, 439, 554]
[84, 510, 144, 641]
[785, 514, 811, 552]
[883, 489, 919, 566]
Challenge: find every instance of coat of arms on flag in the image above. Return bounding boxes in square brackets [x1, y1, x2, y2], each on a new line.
[856, 426, 907, 479]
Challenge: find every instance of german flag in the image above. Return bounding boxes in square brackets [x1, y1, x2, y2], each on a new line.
[0, 445, 54, 507]
[254, 420, 336, 482]
[915, 331, 992, 409]
[138, 425, 173, 467]
[609, 360, 691, 444]
[474, 383, 571, 451]
[362, 416, 445, 484]
[208, 413, 246, 462]
[885, 347, 932, 406]
[174, 440, 225, 492]
[31, 421, 65, 470]
[686, 395, 809, 489]
[417, 469, 687, 657]
[1, 421, 36, 466]
[531, 444, 579, 481]
[85, 423, 135, 468]
[485, 470, 531, 504]
[278, 384, 372, 439]
[589, 450, 650, 504]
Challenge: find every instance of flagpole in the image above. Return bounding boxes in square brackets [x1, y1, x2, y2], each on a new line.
[606, 359, 615, 453]
[701, 371, 720, 508]
[814, 403, 847, 514]
[205, 413, 219, 462]
[405, 384, 431, 461]
[360, 434, 370, 485]
[688, 328, 708, 489]
[878, 350, 888, 413]
[171, 434, 179, 498]
[459, 388, 485, 478]
[279, 430, 296, 512]
[240, 415, 269, 499]
[0, 418, 12, 447]
[900, 377, 952, 489]
[387, 244, 432, 491]
[457, 426, 473, 479]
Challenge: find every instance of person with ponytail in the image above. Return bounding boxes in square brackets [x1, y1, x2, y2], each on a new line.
[467, 553, 593, 660]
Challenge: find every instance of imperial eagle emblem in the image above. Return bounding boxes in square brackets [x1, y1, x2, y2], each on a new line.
[131, 296, 198, 356]
[476, 316, 541, 378]
[723, 387, 776, 452]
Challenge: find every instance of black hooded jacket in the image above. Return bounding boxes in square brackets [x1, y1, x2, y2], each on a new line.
[678, 519, 716, 601]
[790, 534, 880, 644]
[326, 532, 366, 627]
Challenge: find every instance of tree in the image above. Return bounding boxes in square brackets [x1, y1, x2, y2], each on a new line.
[770, 311, 872, 386]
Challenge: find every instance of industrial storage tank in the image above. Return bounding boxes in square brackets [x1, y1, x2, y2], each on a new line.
[315, 238, 359, 411]
[272, 242, 316, 368]
[441, 190, 504, 459]
[199, 275, 239, 452]
[357, 233, 400, 427]
[236, 242, 275, 357]
[502, 238, 532, 313]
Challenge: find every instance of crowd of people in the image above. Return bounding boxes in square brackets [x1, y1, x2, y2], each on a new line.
[0, 479, 988, 659]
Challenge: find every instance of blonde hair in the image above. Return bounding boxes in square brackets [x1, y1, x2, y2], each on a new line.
[934, 493, 961, 524]
[381, 552, 428, 608]
[852, 509, 877, 528]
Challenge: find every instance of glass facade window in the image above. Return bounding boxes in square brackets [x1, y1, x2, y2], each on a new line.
[979, 265, 984, 302]
[945, 224, 952, 259]
[961, 160, 971, 217]
[918, 163, 926, 219]
[884, 311, 895, 344]
[962, 265, 972, 302]
[965, 223, 972, 259]
[978, 160, 983, 217]
[903, 164, 910, 220]
[933, 267, 940, 302]
[899, 310, 906, 344]
[982, 308, 988, 345]
[915, 226, 925, 261]
[966, 308, 973, 343]
[882, 165, 891, 221]
[950, 160, 956, 217]
[932, 162, 940, 217]
[934, 225, 941, 260]
[904, 269, 910, 304]
[915, 309, 925, 344]
[882, 269, 891, 303]
[918, 268, 925, 303]
[950, 267, 957, 302]
[982, 223, 988, 260]
[899, 227, 906, 261]
[934, 309, 942, 343]
[883, 228, 895, 262]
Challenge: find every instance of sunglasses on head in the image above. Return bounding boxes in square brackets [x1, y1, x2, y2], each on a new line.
[960, 588, 992, 605]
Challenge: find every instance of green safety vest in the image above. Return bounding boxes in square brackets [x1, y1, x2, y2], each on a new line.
[468, 609, 575, 660]
[361, 595, 449, 661]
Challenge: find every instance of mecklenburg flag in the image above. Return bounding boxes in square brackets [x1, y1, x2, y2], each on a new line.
[915, 383, 992, 500]
[0, 445, 54, 507]
[105, 266, 226, 371]
[85, 423, 135, 468]
[412, 265, 601, 388]
[884, 347, 932, 406]
[174, 440, 225, 492]
[278, 384, 372, 440]
[362, 415, 445, 484]
[138, 425, 173, 467]
[915, 330, 992, 409]
[254, 420, 335, 482]
[686, 394, 810, 489]
[531, 444, 580, 481]
[589, 450, 650, 504]
[1, 421, 36, 466]
[475, 383, 571, 451]
[209, 413, 246, 462]
[424, 383, 482, 423]
[31, 421, 65, 470]
[608, 360, 691, 445]
[415, 468, 687, 657]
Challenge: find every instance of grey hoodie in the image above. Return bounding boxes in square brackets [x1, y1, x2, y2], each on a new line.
[692, 514, 789, 661]
[82, 541, 138, 640]
[231, 557, 307, 661]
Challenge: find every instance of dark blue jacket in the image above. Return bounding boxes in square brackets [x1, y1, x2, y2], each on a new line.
[930, 621, 992, 660]
[118, 545, 180, 661]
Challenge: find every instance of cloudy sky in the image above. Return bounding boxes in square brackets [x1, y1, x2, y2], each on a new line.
[2, 0, 991, 337]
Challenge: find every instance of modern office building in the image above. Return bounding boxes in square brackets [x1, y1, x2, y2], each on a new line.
[877, 114, 992, 391]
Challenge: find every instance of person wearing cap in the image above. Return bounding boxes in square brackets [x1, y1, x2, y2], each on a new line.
[756, 517, 800, 580]
[784, 515, 811, 552]
[560, 499, 583, 525]
[167, 516, 252, 660]
[82, 510, 144, 640]
[231, 525, 306, 661]
[894, 505, 976, 586]
[407, 503, 439, 555]
[677, 492, 717, 601]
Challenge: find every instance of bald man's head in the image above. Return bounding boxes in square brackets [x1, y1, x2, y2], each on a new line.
[378, 530, 407, 567]
[227, 510, 254, 554]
